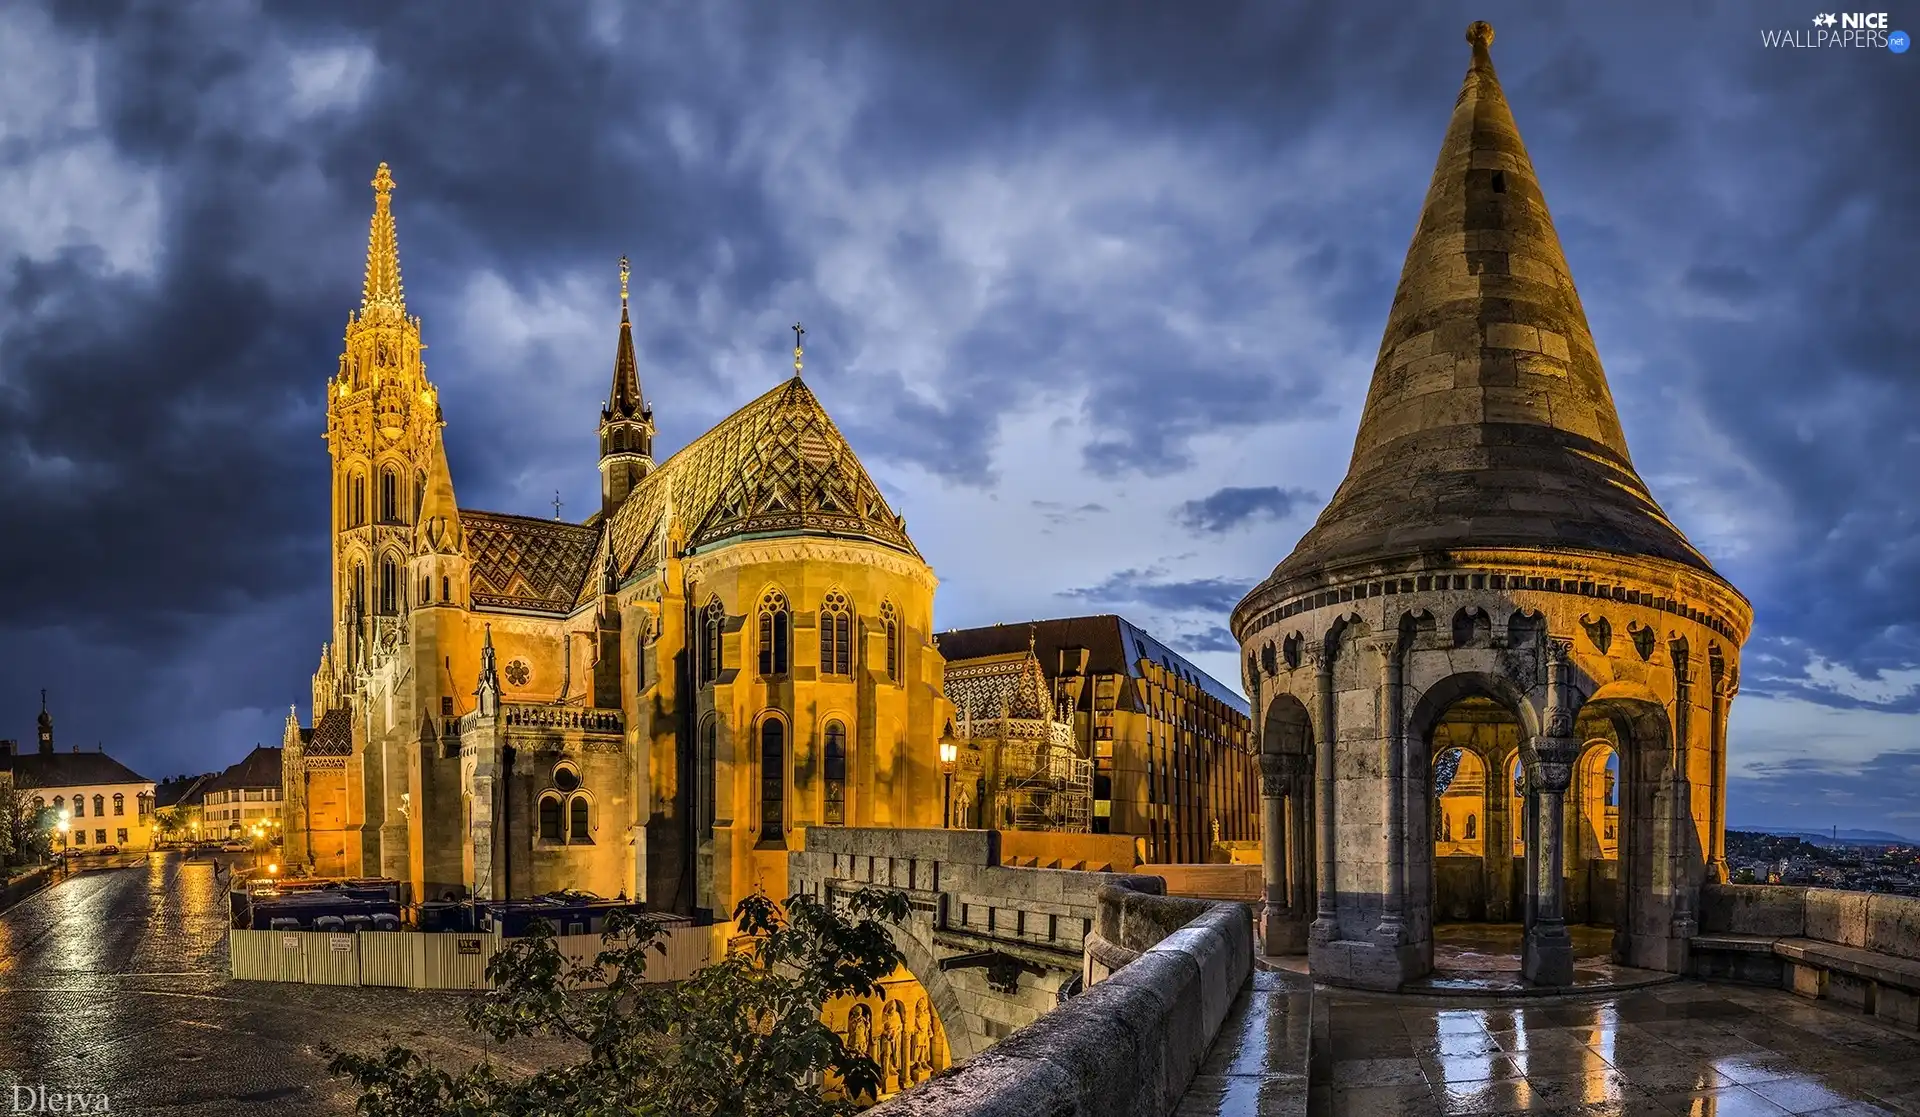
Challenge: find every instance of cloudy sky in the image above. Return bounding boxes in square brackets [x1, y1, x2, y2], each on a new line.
[1, 1, 1914, 834]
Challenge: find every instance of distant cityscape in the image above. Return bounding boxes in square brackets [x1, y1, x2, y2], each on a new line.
[1727, 829, 1920, 895]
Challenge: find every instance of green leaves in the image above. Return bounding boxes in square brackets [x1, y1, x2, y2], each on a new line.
[330, 888, 910, 1117]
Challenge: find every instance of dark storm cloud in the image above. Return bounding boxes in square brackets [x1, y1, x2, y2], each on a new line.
[0, 0, 1915, 807]
[1175, 486, 1318, 535]
[1060, 569, 1251, 617]
[1730, 750, 1920, 838]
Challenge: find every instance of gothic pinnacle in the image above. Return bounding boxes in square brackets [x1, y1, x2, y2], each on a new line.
[362, 162, 405, 312]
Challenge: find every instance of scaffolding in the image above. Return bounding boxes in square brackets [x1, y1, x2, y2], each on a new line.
[991, 718, 1093, 833]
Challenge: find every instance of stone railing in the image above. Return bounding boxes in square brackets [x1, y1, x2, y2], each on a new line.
[1695, 883, 1920, 1029]
[502, 704, 623, 734]
[874, 876, 1252, 1117]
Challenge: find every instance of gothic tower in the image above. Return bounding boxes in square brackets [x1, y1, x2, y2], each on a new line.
[598, 256, 654, 519]
[326, 163, 442, 674]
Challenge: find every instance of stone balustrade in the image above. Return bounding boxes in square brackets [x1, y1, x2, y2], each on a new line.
[871, 874, 1253, 1117]
[500, 704, 623, 734]
[1696, 883, 1920, 1029]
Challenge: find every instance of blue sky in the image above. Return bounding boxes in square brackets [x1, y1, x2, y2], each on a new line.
[0, 1, 1914, 834]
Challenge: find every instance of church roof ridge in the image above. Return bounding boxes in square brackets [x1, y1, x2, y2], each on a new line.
[1250, 22, 1721, 596]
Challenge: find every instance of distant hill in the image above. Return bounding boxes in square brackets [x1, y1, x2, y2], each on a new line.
[1730, 826, 1919, 848]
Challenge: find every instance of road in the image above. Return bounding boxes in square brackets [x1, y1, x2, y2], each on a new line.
[0, 852, 571, 1115]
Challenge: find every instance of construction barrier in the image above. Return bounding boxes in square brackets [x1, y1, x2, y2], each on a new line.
[229, 923, 713, 990]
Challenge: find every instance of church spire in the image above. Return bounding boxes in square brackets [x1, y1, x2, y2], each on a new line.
[599, 256, 655, 518]
[1253, 21, 1716, 591]
[362, 163, 405, 313]
[605, 255, 646, 420]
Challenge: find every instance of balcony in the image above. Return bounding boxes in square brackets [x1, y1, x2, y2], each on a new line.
[503, 704, 624, 735]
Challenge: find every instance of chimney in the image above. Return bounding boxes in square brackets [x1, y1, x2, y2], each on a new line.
[0, 739, 14, 758]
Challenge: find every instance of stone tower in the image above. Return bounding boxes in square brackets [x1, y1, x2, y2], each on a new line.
[326, 163, 442, 674]
[1234, 23, 1749, 989]
[598, 256, 654, 519]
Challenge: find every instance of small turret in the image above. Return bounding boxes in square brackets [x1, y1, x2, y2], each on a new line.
[36, 689, 52, 755]
[599, 256, 655, 518]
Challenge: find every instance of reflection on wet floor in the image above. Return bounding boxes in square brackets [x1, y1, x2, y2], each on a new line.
[1320, 979, 1920, 1115]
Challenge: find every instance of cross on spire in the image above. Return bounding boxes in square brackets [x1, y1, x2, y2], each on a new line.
[792, 322, 805, 378]
[619, 255, 630, 315]
[552, 490, 564, 520]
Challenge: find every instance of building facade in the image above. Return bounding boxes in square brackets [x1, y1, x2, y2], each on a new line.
[283, 167, 952, 917]
[0, 698, 156, 852]
[201, 746, 284, 841]
[936, 616, 1257, 865]
[1233, 24, 1749, 988]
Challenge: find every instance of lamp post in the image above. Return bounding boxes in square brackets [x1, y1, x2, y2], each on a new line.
[56, 810, 70, 864]
[939, 741, 958, 829]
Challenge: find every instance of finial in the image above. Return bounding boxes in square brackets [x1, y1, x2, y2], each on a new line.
[792, 321, 805, 378]
[372, 162, 395, 195]
[552, 489, 564, 520]
[40, 687, 47, 712]
[619, 255, 630, 315]
[1466, 21, 1494, 49]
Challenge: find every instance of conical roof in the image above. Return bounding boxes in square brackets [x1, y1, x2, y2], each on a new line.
[414, 428, 464, 556]
[362, 163, 404, 313]
[1261, 22, 1714, 592]
[605, 257, 648, 421]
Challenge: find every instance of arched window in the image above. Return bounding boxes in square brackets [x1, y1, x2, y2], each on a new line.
[569, 796, 592, 843]
[32, 797, 43, 812]
[823, 720, 847, 825]
[349, 472, 367, 527]
[93, 795, 105, 816]
[71, 796, 82, 818]
[380, 466, 399, 522]
[819, 591, 851, 676]
[351, 561, 367, 615]
[113, 793, 124, 817]
[441, 575, 451, 603]
[698, 717, 717, 841]
[880, 601, 900, 683]
[701, 598, 724, 684]
[52, 796, 64, 812]
[380, 555, 399, 614]
[539, 796, 562, 842]
[759, 718, 786, 844]
[757, 591, 790, 677]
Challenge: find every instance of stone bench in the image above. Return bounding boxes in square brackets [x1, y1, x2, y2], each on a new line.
[1694, 884, 1920, 1029]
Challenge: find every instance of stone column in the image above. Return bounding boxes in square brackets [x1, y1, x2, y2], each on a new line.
[1311, 650, 1339, 943]
[1372, 636, 1407, 944]
[1261, 751, 1309, 954]
[1668, 643, 1698, 944]
[1522, 640, 1578, 987]
[1290, 766, 1311, 914]
[1486, 754, 1511, 922]
[1706, 660, 1733, 883]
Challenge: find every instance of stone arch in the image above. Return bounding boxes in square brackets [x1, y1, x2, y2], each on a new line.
[883, 923, 983, 1063]
[1408, 671, 1543, 747]
[1259, 692, 1312, 758]
[1574, 691, 1674, 967]
[1451, 606, 1493, 648]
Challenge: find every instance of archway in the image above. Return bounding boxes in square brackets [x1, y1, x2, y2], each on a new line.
[1431, 746, 1487, 921]
[1569, 741, 1620, 927]
[1576, 692, 1673, 968]
[1258, 693, 1314, 954]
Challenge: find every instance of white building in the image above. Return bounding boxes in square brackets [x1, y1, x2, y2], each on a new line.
[0, 699, 155, 852]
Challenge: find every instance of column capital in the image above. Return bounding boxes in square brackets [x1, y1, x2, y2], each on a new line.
[1260, 750, 1310, 792]
[1524, 735, 1579, 792]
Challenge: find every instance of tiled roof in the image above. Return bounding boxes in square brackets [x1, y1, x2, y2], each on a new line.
[601, 377, 917, 598]
[936, 615, 1250, 717]
[464, 510, 601, 614]
[306, 707, 353, 757]
[154, 773, 215, 809]
[0, 748, 151, 790]
[203, 745, 283, 793]
[945, 651, 1055, 722]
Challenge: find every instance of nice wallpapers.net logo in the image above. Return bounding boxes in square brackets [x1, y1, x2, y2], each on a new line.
[1762, 12, 1910, 49]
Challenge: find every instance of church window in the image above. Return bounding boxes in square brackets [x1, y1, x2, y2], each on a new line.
[819, 591, 851, 676]
[698, 717, 717, 841]
[94, 795, 105, 816]
[380, 555, 399, 614]
[759, 717, 786, 845]
[421, 576, 431, 603]
[349, 473, 367, 527]
[757, 591, 790, 677]
[441, 576, 451, 603]
[823, 720, 847, 825]
[352, 562, 367, 615]
[553, 763, 580, 793]
[113, 794, 124, 817]
[569, 795, 592, 843]
[53, 796, 63, 812]
[380, 466, 400, 523]
[880, 601, 900, 683]
[72, 796, 82, 818]
[539, 795, 563, 842]
[701, 598, 724, 685]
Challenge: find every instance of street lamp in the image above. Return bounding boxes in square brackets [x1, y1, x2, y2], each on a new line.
[939, 741, 958, 829]
[56, 810, 70, 862]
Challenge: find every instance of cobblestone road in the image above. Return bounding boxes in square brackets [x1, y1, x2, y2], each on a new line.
[0, 852, 574, 1115]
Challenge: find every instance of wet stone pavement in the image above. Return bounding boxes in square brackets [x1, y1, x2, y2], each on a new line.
[1316, 979, 1920, 1116]
[0, 852, 575, 1115]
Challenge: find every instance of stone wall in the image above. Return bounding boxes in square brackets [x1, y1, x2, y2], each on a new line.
[1696, 883, 1920, 1029]
[870, 875, 1253, 1117]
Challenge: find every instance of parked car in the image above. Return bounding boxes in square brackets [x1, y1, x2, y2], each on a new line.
[99, 845, 120, 855]
[221, 840, 250, 852]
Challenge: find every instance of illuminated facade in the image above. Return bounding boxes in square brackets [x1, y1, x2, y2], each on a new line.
[283, 166, 952, 916]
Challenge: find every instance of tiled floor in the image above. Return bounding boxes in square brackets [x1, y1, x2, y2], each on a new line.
[1318, 980, 1920, 1115]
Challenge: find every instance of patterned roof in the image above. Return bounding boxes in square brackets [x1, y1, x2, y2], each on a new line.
[464, 509, 602, 613]
[945, 651, 1055, 722]
[601, 376, 917, 594]
[306, 707, 354, 757]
